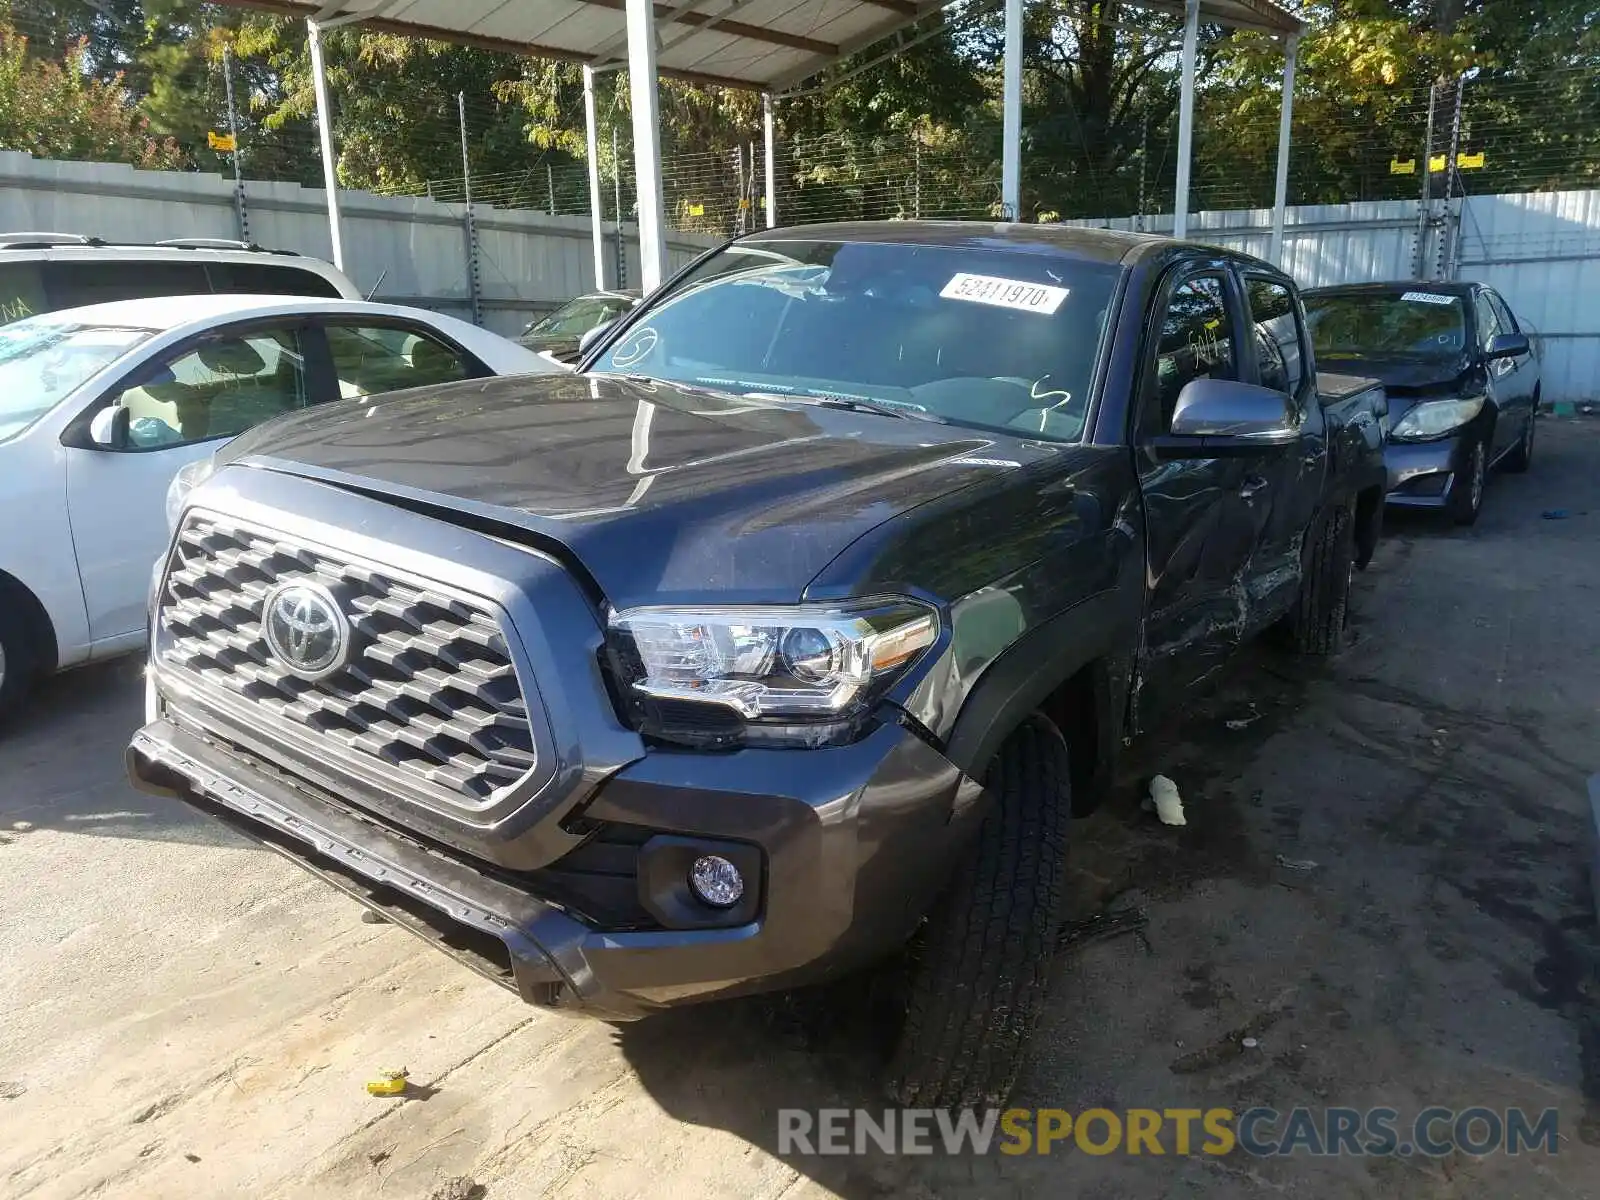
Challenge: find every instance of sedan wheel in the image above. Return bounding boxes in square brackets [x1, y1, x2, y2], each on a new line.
[1451, 439, 1487, 526]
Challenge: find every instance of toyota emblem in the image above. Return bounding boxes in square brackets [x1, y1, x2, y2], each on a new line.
[261, 580, 350, 679]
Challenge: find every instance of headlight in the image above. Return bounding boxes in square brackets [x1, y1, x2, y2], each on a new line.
[606, 600, 939, 748]
[1390, 396, 1485, 441]
[165, 456, 218, 533]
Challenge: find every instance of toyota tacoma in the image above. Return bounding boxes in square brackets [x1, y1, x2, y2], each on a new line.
[128, 223, 1386, 1108]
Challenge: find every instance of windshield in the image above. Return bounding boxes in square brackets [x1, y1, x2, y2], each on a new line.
[1303, 289, 1467, 360]
[590, 240, 1122, 442]
[0, 317, 152, 444]
[529, 295, 627, 337]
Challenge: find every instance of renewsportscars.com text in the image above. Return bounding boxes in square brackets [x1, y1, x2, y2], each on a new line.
[777, 1106, 1560, 1158]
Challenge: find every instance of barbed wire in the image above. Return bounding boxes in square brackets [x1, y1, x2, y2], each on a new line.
[3, 4, 1596, 240]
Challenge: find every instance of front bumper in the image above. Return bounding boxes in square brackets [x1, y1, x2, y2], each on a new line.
[1384, 434, 1467, 508]
[128, 711, 985, 1019]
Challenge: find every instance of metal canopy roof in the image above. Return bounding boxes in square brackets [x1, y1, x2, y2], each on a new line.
[236, 0, 1302, 93]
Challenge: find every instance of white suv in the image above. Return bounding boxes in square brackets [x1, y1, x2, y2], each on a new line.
[0, 234, 359, 323]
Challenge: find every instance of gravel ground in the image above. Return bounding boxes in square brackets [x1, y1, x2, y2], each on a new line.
[1, 419, 1597, 1199]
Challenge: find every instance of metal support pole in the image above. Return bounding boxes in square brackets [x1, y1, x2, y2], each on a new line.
[612, 125, 625, 289]
[306, 18, 345, 272]
[1000, 0, 1022, 220]
[546, 163, 556, 216]
[1135, 109, 1148, 232]
[624, 0, 668, 291]
[762, 92, 777, 228]
[1172, 0, 1200, 239]
[221, 46, 249, 242]
[457, 91, 482, 326]
[1439, 73, 1466, 280]
[1269, 34, 1298, 267]
[913, 137, 921, 219]
[1414, 80, 1439, 278]
[583, 65, 606, 290]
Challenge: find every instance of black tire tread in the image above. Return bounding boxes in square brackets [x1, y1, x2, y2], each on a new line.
[0, 600, 36, 725]
[885, 714, 1070, 1108]
[1288, 502, 1353, 656]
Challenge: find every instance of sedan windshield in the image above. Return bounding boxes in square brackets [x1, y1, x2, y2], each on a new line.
[1303, 289, 1467, 360]
[528, 295, 627, 337]
[590, 240, 1122, 442]
[0, 317, 153, 444]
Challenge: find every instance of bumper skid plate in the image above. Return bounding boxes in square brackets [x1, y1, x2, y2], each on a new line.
[127, 721, 627, 1014]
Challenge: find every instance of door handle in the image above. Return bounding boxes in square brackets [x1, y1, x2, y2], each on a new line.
[1239, 475, 1270, 501]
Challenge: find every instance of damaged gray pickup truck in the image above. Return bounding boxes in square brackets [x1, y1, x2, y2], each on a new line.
[128, 223, 1386, 1108]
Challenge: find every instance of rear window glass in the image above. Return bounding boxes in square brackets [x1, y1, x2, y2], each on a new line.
[591, 240, 1122, 443]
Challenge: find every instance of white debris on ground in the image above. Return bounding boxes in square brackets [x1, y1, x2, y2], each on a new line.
[1146, 775, 1186, 827]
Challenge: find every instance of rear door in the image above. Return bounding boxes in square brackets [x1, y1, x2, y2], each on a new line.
[1133, 267, 1259, 709]
[63, 319, 317, 644]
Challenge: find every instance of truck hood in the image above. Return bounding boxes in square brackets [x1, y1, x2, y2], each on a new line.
[219, 372, 1041, 609]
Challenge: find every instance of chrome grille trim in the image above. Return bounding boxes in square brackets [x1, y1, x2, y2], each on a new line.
[156, 510, 538, 810]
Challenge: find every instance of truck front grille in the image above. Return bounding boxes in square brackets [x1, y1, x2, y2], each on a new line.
[157, 512, 536, 806]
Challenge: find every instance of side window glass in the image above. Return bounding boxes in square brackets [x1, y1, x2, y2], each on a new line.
[1146, 274, 1236, 435]
[114, 327, 308, 449]
[45, 261, 210, 309]
[325, 324, 470, 399]
[1475, 294, 1502, 350]
[1488, 292, 1517, 335]
[208, 262, 343, 298]
[1245, 277, 1306, 400]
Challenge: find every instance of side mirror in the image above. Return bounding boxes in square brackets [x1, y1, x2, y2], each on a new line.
[578, 318, 617, 358]
[1485, 332, 1529, 361]
[1152, 378, 1297, 458]
[88, 405, 130, 450]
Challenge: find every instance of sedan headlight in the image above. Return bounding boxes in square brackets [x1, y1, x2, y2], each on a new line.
[1390, 396, 1485, 441]
[606, 600, 938, 748]
[165, 455, 218, 534]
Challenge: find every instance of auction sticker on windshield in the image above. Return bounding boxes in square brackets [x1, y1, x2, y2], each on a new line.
[1400, 291, 1459, 306]
[941, 273, 1069, 315]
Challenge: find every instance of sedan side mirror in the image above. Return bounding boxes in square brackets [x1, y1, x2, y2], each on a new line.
[1152, 378, 1298, 458]
[87, 405, 130, 450]
[1485, 332, 1530, 361]
[578, 318, 617, 358]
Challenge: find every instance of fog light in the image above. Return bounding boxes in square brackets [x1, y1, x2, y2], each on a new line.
[688, 854, 745, 908]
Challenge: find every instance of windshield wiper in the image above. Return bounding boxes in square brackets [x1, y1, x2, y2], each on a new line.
[744, 390, 949, 424]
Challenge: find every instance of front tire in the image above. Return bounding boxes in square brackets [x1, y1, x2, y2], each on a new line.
[884, 714, 1070, 1109]
[0, 600, 39, 726]
[1450, 438, 1487, 525]
[1286, 502, 1354, 656]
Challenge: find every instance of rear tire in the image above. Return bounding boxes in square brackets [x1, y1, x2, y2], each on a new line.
[0, 600, 38, 726]
[1503, 410, 1535, 474]
[884, 714, 1070, 1109]
[1287, 502, 1354, 656]
[1450, 438, 1487, 525]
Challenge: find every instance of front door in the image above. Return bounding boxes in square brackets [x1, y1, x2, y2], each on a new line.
[64, 323, 312, 645]
[1238, 274, 1320, 625]
[1134, 269, 1260, 716]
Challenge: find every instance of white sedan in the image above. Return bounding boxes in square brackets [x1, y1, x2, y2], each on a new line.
[0, 294, 555, 718]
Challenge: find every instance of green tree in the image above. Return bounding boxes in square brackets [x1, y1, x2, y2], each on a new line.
[0, 16, 182, 167]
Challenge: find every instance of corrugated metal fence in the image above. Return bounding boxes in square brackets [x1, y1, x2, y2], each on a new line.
[1070, 190, 1600, 406]
[0, 152, 719, 338]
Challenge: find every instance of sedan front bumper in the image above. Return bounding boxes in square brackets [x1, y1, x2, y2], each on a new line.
[1384, 434, 1467, 508]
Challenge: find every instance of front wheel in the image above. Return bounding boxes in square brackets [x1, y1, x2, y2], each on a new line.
[1450, 438, 1487, 525]
[884, 714, 1071, 1109]
[0, 600, 39, 726]
[1286, 502, 1354, 656]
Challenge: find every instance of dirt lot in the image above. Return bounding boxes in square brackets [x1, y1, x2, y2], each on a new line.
[2, 420, 1598, 1199]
